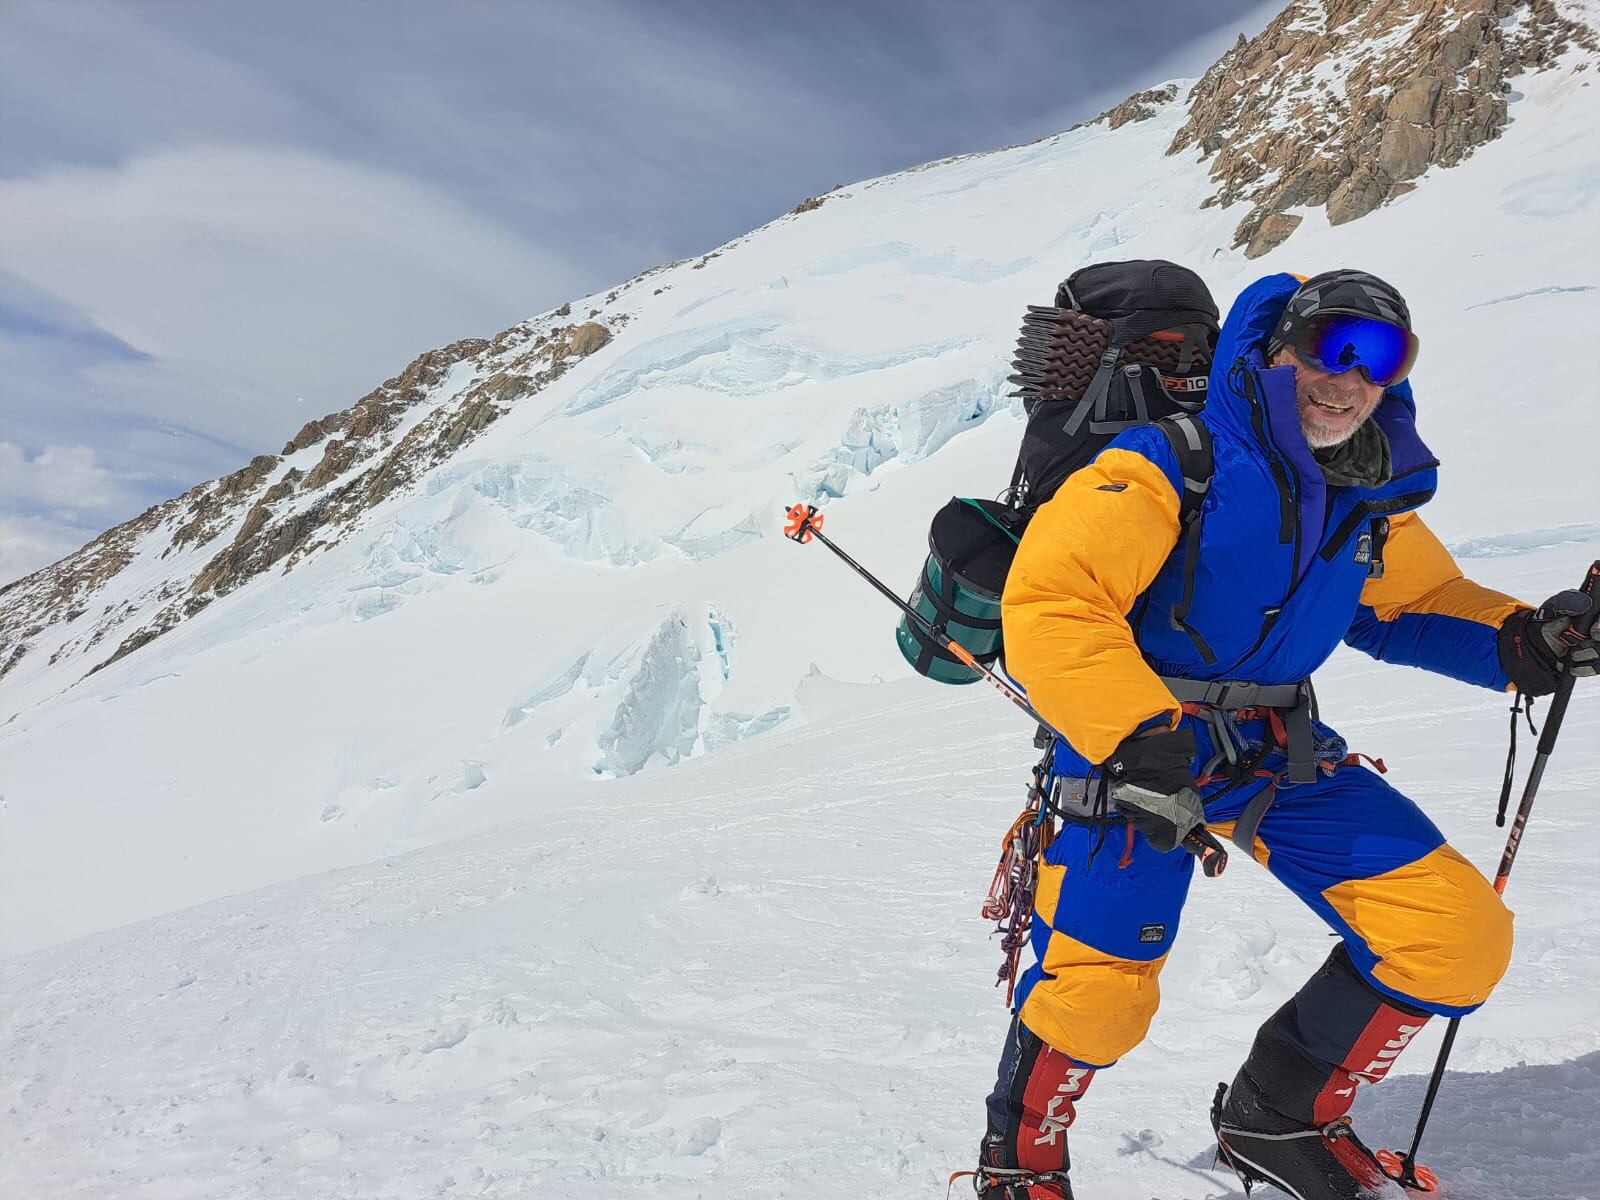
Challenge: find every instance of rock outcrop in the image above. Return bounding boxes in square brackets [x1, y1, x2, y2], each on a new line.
[0, 313, 622, 683]
[1171, 0, 1596, 256]
[1103, 84, 1181, 130]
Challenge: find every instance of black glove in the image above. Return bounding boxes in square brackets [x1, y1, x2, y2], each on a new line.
[1106, 726, 1204, 854]
[1499, 591, 1600, 696]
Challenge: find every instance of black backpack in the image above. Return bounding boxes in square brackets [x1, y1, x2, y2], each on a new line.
[895, 260, 1221, 684]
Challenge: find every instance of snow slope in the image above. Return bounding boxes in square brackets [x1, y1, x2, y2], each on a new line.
[3, 14, 1600, 1200]
[3, 558, 1598, 1199]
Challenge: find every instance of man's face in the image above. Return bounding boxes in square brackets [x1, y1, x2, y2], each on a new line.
[1272, 345, 1384, 449]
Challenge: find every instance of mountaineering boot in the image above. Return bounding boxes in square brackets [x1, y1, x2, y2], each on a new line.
[973, 1132, 1073, 1199]
[1212, 1074, 1400, 1199]
[974, 1015, 1092, 1198]
[1211, 945, 1431, 1199]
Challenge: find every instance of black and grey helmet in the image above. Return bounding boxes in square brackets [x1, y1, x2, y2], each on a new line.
[1268, 269, 1412, 359]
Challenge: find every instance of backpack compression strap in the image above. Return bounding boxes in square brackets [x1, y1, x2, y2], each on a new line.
[1155, 414, 1215, 665]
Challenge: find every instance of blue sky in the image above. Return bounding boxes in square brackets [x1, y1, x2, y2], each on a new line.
[0, 0, 1278, 583]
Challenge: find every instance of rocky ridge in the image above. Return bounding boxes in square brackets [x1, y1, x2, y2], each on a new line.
[0, 314, 621, 685]
[1171, 0, 1597, 257]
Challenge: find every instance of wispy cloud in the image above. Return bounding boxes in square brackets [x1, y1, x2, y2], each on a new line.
[0, 441, 137, 514]
[0, 440, 147, 584]
[0, 511, 107, 587]
[1, 145, 589, 445]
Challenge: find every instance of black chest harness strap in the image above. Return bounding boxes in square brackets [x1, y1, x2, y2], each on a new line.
[1159, 675, 1317, 854]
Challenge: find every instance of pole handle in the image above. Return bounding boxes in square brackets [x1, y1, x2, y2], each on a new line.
[1185, 827, 1229, 878]
[1533, 559, 1600, 756]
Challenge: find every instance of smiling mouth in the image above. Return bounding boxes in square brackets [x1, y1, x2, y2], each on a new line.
[1307, 393, 1353, 415]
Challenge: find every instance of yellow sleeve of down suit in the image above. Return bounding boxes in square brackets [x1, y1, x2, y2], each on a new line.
[1361, 511, 1527, 627]
[1002, 448, 1184, 764]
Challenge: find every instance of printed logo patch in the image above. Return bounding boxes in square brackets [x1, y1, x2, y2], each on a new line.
[1096, 482, 1128, 492]
[1138, 923, 1167, 944]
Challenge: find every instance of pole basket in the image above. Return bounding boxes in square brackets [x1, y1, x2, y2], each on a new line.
[784, 503, 823, 543]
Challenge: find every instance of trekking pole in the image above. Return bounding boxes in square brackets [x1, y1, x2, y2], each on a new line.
[782, 502, 1229, 878]
[1387, 558, 1600, 1191]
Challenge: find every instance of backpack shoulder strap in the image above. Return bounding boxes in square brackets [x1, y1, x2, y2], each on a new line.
[1154, 412, 1212, 527]
[1154, 414, 1216, 665]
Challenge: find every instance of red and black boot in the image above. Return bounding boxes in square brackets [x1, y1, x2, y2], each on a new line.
[1212, 945, 1431, 1199]
[973, 1015, 1093, 1199]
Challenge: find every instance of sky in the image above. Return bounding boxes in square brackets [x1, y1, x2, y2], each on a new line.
[0, 0, 1281, 585]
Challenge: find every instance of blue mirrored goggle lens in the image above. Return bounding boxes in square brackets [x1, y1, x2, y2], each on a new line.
[1296, 313, 1418, 386]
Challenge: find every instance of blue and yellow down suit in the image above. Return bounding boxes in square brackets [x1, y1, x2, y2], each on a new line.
[1003, 273, 1527, 1072]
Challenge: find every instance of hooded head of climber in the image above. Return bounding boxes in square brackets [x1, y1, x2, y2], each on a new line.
[1266, 269, 1420, 453]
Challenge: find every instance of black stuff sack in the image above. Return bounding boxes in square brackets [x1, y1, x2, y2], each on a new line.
[894, 498, 1024, 684]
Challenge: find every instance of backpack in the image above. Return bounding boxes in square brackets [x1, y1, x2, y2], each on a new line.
[896, 260, 1221, 684]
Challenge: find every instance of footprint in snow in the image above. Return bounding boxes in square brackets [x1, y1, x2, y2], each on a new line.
[675, 1116, 721, 1156]
[419, 1022, 470, 1053]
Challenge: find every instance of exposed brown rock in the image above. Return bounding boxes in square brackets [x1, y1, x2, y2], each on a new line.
[389, 339, 491, 394]
[1376, 120, 1434, 187]
[90, 596, 211, 674]
[167, 455, 280, 552]
[477, 372, 534, 404]
[1245, 211, 1305, 259]
[1102, 84, 1180, 129]
[566, 322, 612, 357]
[1387, 76, 1443, 125]
[1171, 0, 1595, 254]
[283, 414, 343, 455]
[0, 495, 180, 681]
[191, 498, 333, 597]
[302, 437, 360, 491]
[790, 183, 845, 215]
[1327, 164, 1391, 225]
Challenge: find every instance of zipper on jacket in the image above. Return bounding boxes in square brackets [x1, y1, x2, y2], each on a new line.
[1239, 365, 1297, 546]
[1237, 360, 1303, 668]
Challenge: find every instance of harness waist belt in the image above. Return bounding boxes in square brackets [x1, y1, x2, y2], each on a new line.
[1158, 675, 1318, 851]
[1158, 677, 1305, 710]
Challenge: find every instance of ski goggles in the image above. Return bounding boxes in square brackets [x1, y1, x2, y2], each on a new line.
[1276, 311, 1419, 387]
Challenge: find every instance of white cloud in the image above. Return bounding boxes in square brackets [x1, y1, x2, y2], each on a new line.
[0, 510, 103, 587]
[0, 145, 591, 453]
[0, 441, 135, 515]
[0, 442, 154, 584]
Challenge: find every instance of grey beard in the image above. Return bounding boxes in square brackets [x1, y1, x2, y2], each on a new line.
[1312, 418, 1393, 489]
[1304, 423, 1355, 449]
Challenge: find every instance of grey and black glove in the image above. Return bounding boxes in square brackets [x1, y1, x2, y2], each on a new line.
[1106, 726, 1204, 854]
[1499, 590, 1600, 696]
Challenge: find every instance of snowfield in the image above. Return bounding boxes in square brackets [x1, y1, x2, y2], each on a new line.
[3, 25, 1600, 1200]
[4, 613, 1598, 1199]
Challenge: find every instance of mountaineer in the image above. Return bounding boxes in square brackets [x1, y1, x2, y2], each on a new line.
[974, 269, 1600, 1200]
